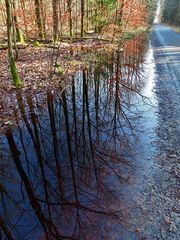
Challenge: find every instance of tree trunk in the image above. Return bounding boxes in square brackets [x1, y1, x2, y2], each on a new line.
[52, 0, 59, 43]
[39, 0, 46, 37]
[19, 0, 28, 36]
[5, 0, 22, 87]
[34, 0, 44, 39]
[67, 0, 73, 37]
[81, 0, 84, 37]
[12, 0, 25, 43]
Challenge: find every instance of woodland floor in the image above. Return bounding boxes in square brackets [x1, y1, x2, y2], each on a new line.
[0, 26, 147, 92]
[0, 40, 120, 91]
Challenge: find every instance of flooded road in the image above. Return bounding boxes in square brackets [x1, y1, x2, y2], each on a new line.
[0, 31, 179, 239]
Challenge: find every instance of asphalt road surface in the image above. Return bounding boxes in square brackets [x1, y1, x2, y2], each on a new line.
[147, 24, 180, 239]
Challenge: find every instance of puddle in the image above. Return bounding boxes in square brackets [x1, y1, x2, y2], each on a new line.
[0, 35, 159, 239]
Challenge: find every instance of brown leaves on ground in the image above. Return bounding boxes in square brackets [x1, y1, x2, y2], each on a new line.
[0, 39, 120, 92]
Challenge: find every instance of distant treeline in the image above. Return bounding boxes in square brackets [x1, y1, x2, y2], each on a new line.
[162, 0, 180, 26]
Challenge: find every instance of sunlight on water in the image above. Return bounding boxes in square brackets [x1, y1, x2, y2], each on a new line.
[142, 46, 156, 98]
[154, 46, 180, 52]
[153, 46, 180, 64]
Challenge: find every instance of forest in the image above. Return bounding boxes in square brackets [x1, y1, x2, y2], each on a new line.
[0, 0, 156, 88]
[162, 0, 180, 26]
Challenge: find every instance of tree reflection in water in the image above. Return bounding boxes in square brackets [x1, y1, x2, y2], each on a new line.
[0, 35, 149, 239]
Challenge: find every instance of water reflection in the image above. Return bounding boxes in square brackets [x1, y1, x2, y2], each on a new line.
[0, 35, 153, 240]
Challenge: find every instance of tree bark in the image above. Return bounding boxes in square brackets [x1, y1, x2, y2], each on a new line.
[52, 0, 59, 43]
[12, 0, 25, 43]
[5, 0, 22, 87]
[67, 0, 73, 37]
[81, 0, 84, 37]
[34, 0, 44, 39]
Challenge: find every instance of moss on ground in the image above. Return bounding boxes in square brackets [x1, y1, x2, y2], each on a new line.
[32, 41, 41, 47]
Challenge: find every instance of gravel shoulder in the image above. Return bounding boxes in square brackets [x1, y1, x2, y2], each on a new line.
[148, 24, 180, 240]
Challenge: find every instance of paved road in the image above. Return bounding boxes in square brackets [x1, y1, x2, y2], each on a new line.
[147, 24, 180, 239]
